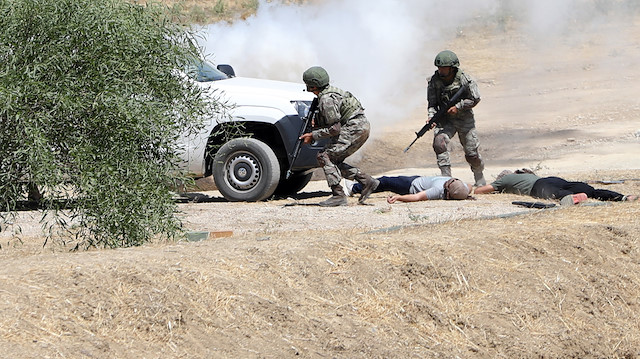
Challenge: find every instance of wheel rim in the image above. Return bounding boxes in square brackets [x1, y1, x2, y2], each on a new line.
[224, 151, 261, 191]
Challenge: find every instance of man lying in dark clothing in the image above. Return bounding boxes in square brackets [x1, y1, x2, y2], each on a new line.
[473, 169, 638, 205]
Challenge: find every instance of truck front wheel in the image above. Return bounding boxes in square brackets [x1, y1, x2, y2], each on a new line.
[213, 138, 280, 202]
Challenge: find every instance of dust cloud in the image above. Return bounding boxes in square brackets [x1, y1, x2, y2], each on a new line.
[198, 0, 638, 135]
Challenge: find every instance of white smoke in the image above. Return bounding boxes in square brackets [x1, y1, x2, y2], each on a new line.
[197, 0, 638, 135]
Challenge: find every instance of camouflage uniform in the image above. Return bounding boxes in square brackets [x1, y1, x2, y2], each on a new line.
[311, 85, 370, 188]
[302, 66, 378, 206]
[427, 68, 485, 185]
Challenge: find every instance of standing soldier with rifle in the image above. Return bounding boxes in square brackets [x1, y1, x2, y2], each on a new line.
[299, 66, 378, 206]
[426, 50, 486, 186]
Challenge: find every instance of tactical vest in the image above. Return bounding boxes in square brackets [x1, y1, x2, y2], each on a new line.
[433, 70, 466, 107]
[318, 86, 362, 126]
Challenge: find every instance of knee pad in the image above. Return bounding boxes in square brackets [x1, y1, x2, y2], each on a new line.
[465, 154, 483, 168]
[433, 134, 449, 154]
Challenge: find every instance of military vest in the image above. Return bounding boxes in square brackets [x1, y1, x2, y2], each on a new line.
[433, 70, 466, 107]
[317, 86, 362, 126]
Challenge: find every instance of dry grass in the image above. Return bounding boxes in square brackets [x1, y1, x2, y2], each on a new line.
[136, 0, 307, 23]
[1, 185, 639, 357]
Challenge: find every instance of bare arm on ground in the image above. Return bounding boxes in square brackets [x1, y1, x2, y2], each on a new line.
[474, 184, 497, 194]
[387, 191, 428, 204]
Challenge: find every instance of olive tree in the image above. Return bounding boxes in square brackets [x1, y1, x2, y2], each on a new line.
[0, 0, 222, 248]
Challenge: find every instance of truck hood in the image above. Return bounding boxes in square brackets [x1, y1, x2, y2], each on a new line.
[199, 77, 315, 116]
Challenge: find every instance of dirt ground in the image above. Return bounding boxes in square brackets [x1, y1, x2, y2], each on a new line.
[2, 6, 640, 359]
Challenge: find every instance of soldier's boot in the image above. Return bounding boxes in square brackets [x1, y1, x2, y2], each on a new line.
[439, 165, 452, 177]
[319, 185, 348, 207]
[355, 172, 379, 205]
[473, 170, 486, 187]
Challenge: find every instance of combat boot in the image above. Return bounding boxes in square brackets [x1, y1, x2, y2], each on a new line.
[439, 165, 452, 177]
[473, 171, 486, 186]
[319, 185, 348, 207]
[355, 172, 379, 205]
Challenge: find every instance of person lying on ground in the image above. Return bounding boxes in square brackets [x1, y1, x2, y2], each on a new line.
[473, 169, 639, 205]
[348, 175, 472, 203]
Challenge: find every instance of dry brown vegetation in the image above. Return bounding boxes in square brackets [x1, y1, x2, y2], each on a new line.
[2, 190, 639, 358]
[139, 0, 307, 23]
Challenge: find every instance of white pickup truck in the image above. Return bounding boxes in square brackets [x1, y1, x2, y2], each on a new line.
[180, 60, 324, 202]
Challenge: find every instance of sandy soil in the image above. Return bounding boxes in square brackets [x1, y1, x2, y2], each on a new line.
[1, 9, 640, 359]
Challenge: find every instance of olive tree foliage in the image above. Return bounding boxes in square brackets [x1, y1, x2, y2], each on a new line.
[0, 0, 223, 248]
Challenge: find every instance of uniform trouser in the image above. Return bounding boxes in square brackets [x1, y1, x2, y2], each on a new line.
[433, 117, 484, 173]
[530, 177, 625, 201]
[352, 175, 420, 195]
[317, 115, 370, 187]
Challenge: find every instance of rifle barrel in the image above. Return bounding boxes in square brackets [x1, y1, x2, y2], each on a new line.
[403, 137, 418, 153]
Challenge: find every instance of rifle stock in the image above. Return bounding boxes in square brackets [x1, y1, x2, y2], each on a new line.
[285, 98, 318, 179]
[403, 85, 467, 153]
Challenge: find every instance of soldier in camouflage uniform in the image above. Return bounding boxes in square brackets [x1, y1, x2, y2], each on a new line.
[427, 50, 486, 186]
[299, 66, 378, 207]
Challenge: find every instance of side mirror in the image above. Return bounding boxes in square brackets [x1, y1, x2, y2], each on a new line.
[217, 64, 236, 78]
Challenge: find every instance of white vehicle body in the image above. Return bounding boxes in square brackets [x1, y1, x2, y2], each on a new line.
[182, 76, 314, 177]
[178, 61, 323, 202]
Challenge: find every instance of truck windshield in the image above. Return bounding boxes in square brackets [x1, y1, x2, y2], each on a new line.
[186, 60, 229, 82]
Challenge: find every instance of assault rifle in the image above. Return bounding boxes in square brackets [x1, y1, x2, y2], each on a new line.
[285, 98, 318, 179]
[403, 85, 467, 153]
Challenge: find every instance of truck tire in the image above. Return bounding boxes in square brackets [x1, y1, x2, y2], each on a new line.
[213, 138, 280, 202]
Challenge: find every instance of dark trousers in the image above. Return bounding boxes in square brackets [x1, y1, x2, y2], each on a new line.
[352, 175, 420, 195]
[530, 177, 624, 201]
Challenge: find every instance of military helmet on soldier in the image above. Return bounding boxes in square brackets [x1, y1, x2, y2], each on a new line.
[303, 66, 330, 89]
[434, 50, 460, 68]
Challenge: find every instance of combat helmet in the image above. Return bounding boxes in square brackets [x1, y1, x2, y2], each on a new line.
[434, 50, 460, 68]
[303, 66, 330, 88]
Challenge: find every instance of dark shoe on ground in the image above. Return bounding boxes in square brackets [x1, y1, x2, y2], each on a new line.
[560, 192, 588, 206]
